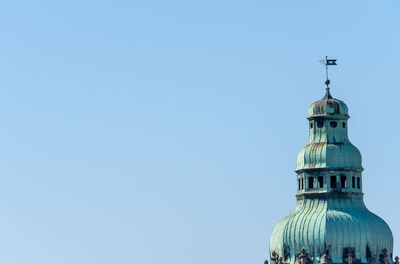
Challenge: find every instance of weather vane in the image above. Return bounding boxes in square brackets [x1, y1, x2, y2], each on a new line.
[319, 56, 337, 90]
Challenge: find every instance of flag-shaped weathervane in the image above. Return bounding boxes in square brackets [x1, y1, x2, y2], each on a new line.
[326, 59, 337, 65]
[320, 56, 337, 89]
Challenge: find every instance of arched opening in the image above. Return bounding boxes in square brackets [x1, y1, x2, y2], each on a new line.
[330, 121, 337, 128]
[318, 176, 323, 188]
[301, 178, 304, 190]
[317, 121, 324, 128]
[308, 177, 314, 189]
[343, 248, 355, 263]
[330, 176, 336, 188]
[298, 179, 300, 190]
[310, 122, 313, 129]
[340, 175, 347, 188]
[352, 176, 356, 188]
[357, 177, 361, 189]
[366, 245, 372, 261]
[342, 122, 346, 128]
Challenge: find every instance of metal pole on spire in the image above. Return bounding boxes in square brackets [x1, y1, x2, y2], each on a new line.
[319, 56, 337, 91]
[325, 56, 329, 81]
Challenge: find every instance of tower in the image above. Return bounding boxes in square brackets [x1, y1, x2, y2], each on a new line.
[268, 86, 394, 264]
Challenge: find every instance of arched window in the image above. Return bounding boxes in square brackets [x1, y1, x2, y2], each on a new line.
[301, 178, 304, 190]
[342, 122, 346, 128]
[298, 179, 301, 190]
[330, 176, 336, 188]
[317, 121, 324, 128]
[318, 176, 323, 188]
[344, 248, 355, 262]
[330, 121, 337, 128]
[340, 175, 347, 188]
[357, 177, 361, 189]
[352, 176, 356, 188]
[310, 122, 313, 129]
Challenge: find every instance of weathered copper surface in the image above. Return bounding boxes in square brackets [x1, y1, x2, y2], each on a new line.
[269, 90, 393, 264]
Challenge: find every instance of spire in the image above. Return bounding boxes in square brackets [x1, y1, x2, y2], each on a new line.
[320, 56, 337, 94]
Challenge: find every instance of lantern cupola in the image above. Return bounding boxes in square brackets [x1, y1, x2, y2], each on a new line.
[296, 88, 363, 195]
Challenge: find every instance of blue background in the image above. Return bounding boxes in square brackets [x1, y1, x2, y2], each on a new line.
[0, 1, 399, 263]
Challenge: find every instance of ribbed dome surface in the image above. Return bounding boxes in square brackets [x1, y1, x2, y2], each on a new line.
[296, 142, 362, 171]
[269, 195, 393, 264]
[308, 90, 349, 118]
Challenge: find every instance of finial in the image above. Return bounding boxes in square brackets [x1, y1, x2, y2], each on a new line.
[319, 56, 337, 92]
[325, 79, 330, 89]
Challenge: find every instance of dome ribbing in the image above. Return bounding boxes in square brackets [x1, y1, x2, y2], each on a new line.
[308, 89, 349, 119]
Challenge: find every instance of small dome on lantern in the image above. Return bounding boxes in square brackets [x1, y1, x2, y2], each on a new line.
[308, 89, 349, 119]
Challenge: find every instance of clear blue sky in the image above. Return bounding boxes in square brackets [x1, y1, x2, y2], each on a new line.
[0, 1, 399, 263]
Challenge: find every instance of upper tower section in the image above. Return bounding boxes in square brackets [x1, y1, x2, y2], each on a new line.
[296, 88, 363, 173]
[269, 60, 394, 264]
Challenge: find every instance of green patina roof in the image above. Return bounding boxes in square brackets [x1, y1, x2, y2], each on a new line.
[296, 142, 362, 171]
[270, 195, 393, 264]
[308, 89, 349, 119]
